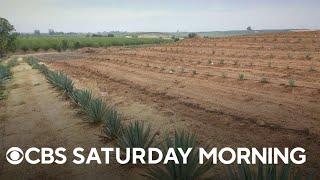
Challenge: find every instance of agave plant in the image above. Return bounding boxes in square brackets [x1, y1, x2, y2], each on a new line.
[117, 120, 156, 150]
[226, 163, 314, 180]
[103, 108, 123, 140]
[84, 98, 108, 123]
[143, 131, 214, 180]
[26, 56, 39, 65]
[70, 89, 92, 108]
[47, 71, 74, 94]
[59, 73, 74, 94]
[7, 58, 19, 67]
[0, 64, 11, 83]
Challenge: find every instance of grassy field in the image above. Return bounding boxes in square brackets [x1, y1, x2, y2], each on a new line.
[16, 36, 173, 52]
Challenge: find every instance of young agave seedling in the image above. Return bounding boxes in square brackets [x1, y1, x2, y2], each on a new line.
[288, 79, 296, 87]
[192, 69, 197, 76]
[221, 72, 227, 78]
[169, 68, 175, 74]
[260, 77, 268, 83]
[308, 65, 316, 72]
[305, 53, 312, 60]
[179, 67, 185, 73]
[238, 73, 245, 81]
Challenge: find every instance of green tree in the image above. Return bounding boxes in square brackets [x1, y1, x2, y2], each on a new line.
[60, 39, 68, 51]
[0, 17, 17, 57]
[188, 33, 197, 38]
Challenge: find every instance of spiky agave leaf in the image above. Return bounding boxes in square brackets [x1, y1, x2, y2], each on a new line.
[117, 120, 156, 149]
[103, 108, 123, 140]
[226, 163, 314, 180]
[84, 98, 108, 123]
[70, 89, 92, 108]
[59, 72, 74, 94]
[46, 71, 74, 94]
[143, 130, 214, 180]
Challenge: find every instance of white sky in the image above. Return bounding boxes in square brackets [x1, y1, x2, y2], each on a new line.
[1, 0, 319, 33]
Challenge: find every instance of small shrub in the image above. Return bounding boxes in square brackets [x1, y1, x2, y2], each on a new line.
[21, 46, 29, 52]
[188, 33, 197, 38]
[207, 59, 213, 65]
[73, 41, 81, 49]
[219, 59, 224, 65]
[268, 61, 272, 68]
[32, 46, 40, 52]
[61, 39, 69, 51]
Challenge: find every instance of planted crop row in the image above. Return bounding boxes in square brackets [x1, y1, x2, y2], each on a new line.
[26, 57, 311, 180]
[17, 36, 172, 52]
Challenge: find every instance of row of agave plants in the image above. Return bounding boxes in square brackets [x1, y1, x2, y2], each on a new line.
[25, 56, 313, 180]
[0, 57, 19, 99]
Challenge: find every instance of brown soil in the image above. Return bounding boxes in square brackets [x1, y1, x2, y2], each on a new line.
[0, 61, 139, 179]
[38, 31, 320, 174]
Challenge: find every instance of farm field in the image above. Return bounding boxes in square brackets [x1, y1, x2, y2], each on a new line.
[31, 31, 320, 173]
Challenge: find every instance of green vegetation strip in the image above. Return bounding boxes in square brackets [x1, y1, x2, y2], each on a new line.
[0, 58, 18, 99]
[17, 36, 172, 52]
[26, 56, 313, 180]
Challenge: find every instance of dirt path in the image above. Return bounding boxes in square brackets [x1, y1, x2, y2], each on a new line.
[0, 61, 131, 179]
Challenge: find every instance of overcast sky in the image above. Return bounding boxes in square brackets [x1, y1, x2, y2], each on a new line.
[1, 0, 319, 33]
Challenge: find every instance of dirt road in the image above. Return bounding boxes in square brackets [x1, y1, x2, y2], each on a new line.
[0, 61, 131, 179]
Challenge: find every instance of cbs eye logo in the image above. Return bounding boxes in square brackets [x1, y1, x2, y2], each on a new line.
[6, 147, 24, 165]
